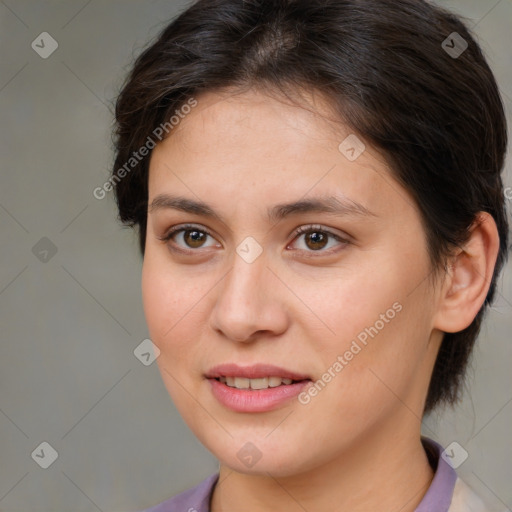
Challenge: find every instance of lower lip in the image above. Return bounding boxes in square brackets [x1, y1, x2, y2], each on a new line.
[208, 378, 311, 412]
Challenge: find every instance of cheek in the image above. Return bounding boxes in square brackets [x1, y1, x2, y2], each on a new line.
[141, 248, 219, 389]
[303, 261, 404, 348]
[142, 256, 173, 345]
[302, 254, 433, 408]
[141, 253, 204, 409]
[142, 249, 200, 340]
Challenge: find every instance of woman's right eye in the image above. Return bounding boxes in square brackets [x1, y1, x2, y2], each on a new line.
[159, 224, 220, 252]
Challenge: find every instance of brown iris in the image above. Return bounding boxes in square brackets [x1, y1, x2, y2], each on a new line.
[304, 231, 328, 250]
[183, 229, 207, 248]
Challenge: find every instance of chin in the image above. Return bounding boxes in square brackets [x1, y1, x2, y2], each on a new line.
[199, 432, 315, 477]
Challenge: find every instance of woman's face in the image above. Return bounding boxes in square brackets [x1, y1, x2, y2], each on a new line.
[142, 88, 443, 476]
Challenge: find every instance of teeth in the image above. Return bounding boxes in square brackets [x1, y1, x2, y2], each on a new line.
[268, 376, 282, 387]
[219, 376, 298, 390]
[234, 377, 250, 389]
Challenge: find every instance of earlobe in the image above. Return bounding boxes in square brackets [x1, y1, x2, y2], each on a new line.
[433, 212, 500, 333]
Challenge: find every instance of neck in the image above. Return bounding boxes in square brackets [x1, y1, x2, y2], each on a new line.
[211, 421, 434, 512]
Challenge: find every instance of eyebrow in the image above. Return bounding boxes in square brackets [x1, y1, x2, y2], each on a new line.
[148, 194, 376, 224]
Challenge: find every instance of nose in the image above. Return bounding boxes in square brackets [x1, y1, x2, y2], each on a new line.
[209, 251, 289, 343]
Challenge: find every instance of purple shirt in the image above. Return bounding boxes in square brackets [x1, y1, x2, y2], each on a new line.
[141, 437, 461, 512]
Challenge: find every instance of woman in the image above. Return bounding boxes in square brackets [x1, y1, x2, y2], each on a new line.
[111, 0, 509, 510]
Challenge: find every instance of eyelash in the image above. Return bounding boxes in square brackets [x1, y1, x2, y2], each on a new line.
[158, 223, 349, 256]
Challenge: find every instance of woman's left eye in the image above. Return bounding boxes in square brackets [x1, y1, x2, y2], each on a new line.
[289, 225, 349, 253]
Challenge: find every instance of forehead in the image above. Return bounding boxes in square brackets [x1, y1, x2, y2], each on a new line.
[148, 88, 416, 221]
[166, 87, 352, 163]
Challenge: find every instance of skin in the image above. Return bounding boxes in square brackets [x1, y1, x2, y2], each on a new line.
[142, 87, 499, 512]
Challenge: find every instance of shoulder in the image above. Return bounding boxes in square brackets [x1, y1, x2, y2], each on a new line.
[418, 438, 496, 512]
[140, 473, 219, 512]
[448, 477, 492, 512]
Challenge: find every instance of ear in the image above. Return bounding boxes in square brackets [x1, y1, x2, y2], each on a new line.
[433, 212, 500, 333]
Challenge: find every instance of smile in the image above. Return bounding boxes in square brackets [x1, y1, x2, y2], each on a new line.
[206, 364, 312, 412]
[217, 376, 300, 389]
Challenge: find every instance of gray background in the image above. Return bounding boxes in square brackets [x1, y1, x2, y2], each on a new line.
[0, 1, 510, 511]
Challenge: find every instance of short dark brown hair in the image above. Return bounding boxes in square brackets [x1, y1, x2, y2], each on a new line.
[111, 0, 509, 413]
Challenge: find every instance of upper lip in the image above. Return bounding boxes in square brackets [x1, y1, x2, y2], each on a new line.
[205, 363, 311, 381]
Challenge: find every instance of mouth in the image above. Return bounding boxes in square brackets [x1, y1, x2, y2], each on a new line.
[214, 375, 308, 389]
[205, 364, 312, 412]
